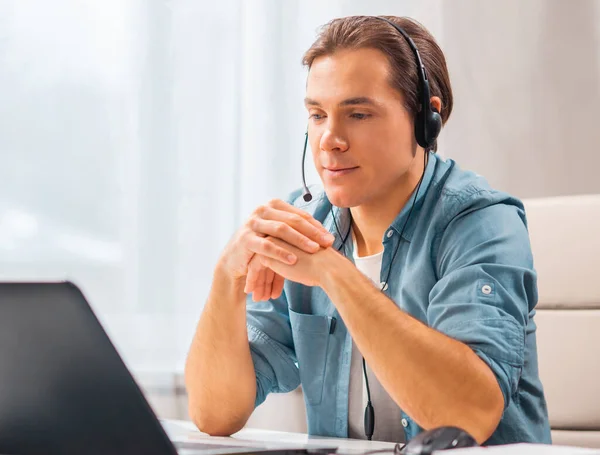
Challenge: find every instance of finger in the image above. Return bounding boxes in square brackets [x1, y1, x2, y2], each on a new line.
[244, 259, 260, 294]
[278, 210, 335, 247]
[266, 199, 330, 231]
[250, 210, 335, 249]
[251, 266, 267, 302]
[270, 203, 335, 247]
[255, 266, 271, 302]
[271, 273, 285, 299]
[249, 218, 322, 253]
[267, 236, 303, 255]
[246, 252, 281, 301]
[246, 235, 298, 265]
[258, 200, 335, 246]
[258, 255, 275, 270]
[262, 268, 276, 302]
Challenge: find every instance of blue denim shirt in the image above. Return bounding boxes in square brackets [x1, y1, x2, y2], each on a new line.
[246, 152, 551, 445]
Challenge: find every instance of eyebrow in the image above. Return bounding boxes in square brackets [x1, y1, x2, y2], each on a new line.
[304, 96, 379, 107]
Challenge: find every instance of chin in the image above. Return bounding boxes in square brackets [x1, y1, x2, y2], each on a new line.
[324, 186, 364, 208]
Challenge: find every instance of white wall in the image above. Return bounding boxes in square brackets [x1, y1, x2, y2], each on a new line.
[441, 0, 600, 198]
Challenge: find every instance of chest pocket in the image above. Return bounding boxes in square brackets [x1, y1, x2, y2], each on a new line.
[289, 308, 333, 406]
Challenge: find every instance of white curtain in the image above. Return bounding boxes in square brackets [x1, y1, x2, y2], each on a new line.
[1, 0, 599, 384]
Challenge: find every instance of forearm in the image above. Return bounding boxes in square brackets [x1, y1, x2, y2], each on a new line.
[185, 263, 257, 436]
[320, 258, 503, 443]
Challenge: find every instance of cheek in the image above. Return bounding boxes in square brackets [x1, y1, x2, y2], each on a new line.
[310, 139, 322, 167]
[365, 148, 412, 181]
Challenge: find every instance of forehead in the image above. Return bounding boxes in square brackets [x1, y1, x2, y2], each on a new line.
[306, 48, 401, 103]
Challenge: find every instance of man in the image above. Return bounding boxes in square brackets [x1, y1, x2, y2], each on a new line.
[185, 15, 551, 446]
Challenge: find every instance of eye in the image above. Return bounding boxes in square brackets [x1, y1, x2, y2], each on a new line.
[350, 113, 371, 120]
[309, 113, 325, 121]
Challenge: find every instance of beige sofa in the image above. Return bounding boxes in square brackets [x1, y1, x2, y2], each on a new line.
[245, 194, 600, 448]
[526, 194, 600, 448]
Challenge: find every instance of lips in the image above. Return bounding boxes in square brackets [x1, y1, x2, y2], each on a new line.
[323, 166, 359, 178]
[325, 167, 357, 171]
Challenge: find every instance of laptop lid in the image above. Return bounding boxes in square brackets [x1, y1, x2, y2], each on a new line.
[0, 281, 178, 455]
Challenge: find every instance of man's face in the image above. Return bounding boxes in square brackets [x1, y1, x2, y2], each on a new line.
[305, 47, 417, 208]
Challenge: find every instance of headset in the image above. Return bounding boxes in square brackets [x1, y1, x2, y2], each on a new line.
[299, 16, 442, 440]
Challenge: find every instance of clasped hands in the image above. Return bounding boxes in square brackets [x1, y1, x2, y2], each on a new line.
[218, 199, 341, 302]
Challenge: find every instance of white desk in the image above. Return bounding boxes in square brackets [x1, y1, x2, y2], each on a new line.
[449, 445, 600, 455]
[162, 420, 600, 455]
[162, 420, 396, 454]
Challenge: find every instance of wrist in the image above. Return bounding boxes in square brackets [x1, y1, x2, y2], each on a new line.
[318, 248, 351, 291]
[213, 259, 247, 301]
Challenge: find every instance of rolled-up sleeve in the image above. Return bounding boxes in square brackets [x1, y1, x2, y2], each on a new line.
[246, 292, 300, 407]
[428, 202, 537, 409]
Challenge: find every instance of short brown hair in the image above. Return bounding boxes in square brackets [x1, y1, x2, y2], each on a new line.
[302, 16, 453, 151]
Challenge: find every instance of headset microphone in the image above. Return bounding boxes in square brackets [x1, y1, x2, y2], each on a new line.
[301, 131, 313, 202]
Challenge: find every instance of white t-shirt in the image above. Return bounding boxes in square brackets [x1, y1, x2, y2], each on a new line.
[347, 230, 406, 443]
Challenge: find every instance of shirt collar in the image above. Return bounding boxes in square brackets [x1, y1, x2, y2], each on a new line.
[327, 151, 437, 250]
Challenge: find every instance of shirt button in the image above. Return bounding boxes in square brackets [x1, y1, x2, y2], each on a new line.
[401, 418, 409, 428]
[380, 282, 388, 291]
[482, 284, 492, 295]
[386, 230, 394, 238]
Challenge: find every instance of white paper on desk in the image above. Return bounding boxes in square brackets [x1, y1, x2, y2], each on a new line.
[439, 443, 600, 455]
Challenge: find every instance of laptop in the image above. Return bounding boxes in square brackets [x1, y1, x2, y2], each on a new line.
[0, 281, 339, 455]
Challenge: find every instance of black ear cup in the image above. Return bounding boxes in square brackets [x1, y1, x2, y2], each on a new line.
[415, 106, 441, 149]
[427, 107, 442, 147]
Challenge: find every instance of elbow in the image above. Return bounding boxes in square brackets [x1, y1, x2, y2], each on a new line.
[184, 369, 255, 436]
[188, 399, 249, 437]
[470, 384, 505, 444]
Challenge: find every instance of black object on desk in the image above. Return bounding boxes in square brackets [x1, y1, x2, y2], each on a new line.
[358, 426, 478, 455]
[0, 281, 180, 455]
[0, 281, 341, 455]
[401, 426, 478, 455]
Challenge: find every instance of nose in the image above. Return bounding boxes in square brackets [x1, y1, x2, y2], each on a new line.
[319, 121, 349, 153]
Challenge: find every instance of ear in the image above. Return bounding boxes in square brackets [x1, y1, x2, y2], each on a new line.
[430, 96, 442, 114]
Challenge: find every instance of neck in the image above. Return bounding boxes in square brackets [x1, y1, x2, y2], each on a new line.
[351, 149, 427, 257]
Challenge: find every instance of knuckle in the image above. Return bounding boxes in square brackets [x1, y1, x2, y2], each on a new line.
[260, 238, 274, 253]
[248, 216, 262, 232]
[239, 225, 254, 243]
[267, 198, 280, 208]
[273, 223, 287, 235]
[255, 205, 268, 217]
[246, 216, 259, 230]
[289, 214, 303, 225]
